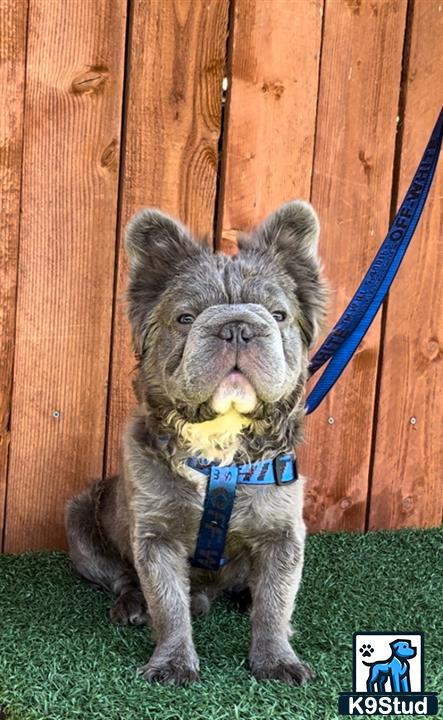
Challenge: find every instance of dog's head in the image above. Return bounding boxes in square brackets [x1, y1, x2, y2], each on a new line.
[125, 202, 327, 461]
[390, 640, 417, 659]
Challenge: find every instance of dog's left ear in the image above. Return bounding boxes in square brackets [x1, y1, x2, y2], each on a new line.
[240, 200, 328, 347]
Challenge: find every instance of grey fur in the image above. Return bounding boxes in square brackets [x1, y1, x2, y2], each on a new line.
[65, 201, 327, 685]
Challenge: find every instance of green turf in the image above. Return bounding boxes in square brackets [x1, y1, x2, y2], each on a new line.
[0, 528, 442, 720]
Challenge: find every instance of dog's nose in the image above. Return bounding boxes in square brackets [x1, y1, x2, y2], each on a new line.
[218, 321, 255, 345]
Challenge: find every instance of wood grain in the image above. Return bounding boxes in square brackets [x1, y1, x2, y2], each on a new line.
[368, 0, 443, 530]
[1, 0, 441, 551]
[0, 0, 28, 547]
[105, 0, 230, 476]
[4, 0, 127, 551]
[300, 0, 407, 531]
[217, 0, 323, 251]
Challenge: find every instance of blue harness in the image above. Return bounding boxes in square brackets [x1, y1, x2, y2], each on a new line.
[190, 108, 442, 571]
[188, 453, 297, 570]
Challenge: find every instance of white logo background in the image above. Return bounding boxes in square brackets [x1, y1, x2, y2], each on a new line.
[354, 633, 423, 693]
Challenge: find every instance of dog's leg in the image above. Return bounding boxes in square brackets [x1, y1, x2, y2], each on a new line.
[377, 674, 388, 693]
[134, 536, 199, 685]
[367, 670, 376, 693]
[400, 673, 410, 692]
[248, 532, 314, 684]
[390, 669, 402, 693]
[66, 481, 149, 626]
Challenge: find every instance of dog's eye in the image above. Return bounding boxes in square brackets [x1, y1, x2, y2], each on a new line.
[177, 313, 195, 325]
[272, 311, 287, 322]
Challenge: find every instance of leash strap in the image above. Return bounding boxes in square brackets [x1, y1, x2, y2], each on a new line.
[189, 453, 297, 570]
[305, 107, 443, 414]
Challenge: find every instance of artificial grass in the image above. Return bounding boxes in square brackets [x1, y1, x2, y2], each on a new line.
[0, 529, 442, 720]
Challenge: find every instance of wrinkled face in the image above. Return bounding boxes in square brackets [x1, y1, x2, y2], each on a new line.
[125, 201, 327, 420]
[152, 254, 304, 413]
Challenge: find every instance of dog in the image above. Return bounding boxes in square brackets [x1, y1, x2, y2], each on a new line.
[65, 200, 327, 685]
[364, 640, 417, 693]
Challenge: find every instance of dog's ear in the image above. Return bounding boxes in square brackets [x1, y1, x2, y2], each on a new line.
[125, 209, 204, 352]
[239, 200, 328, 347]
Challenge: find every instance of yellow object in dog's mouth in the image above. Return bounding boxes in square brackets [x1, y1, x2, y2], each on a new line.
[181, 408, 252, 465]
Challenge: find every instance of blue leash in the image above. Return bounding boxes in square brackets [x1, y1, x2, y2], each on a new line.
[305, 107, 443, 414]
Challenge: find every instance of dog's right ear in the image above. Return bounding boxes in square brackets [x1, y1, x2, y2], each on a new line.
[125, 209, 204, 352]
[239, 200, 328, 348]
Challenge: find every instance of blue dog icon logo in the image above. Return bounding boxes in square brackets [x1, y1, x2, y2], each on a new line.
[338, 632, 439, 716]
[362, 639, 416, 693]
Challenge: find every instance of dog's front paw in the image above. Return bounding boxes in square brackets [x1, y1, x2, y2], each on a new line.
[139, 648, 200, 686]
[250, 653, 315, 685]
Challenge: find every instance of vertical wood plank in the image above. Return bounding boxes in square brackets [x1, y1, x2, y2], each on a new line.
[300, 0, 407, 531]
[0, 0, 28, 547]
[4, 0, 127, 551]
[105, 0, 230, 476]
[217, 0, 323, 253]
[368, 0, 443, 530]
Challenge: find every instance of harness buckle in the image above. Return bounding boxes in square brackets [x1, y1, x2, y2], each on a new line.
[273, 455, 298, 485]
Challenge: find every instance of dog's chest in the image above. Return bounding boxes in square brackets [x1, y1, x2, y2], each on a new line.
[230, 482, 304, 537]
[183, 463, 304, 546]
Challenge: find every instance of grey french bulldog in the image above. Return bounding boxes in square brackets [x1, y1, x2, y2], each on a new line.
[65, 200, 327, 685]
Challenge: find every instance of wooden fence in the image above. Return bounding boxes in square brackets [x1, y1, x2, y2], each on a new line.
[1, 0, 442, 552]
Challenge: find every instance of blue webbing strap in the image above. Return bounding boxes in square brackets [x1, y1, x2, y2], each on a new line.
[191, 464, 238, 571]
[305, 107, 443, 415]
[187, 453, 297, 485]
[189, 454, 297, 570]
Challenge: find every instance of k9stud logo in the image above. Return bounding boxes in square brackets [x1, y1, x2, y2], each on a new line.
[338, 632, 438, 716]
